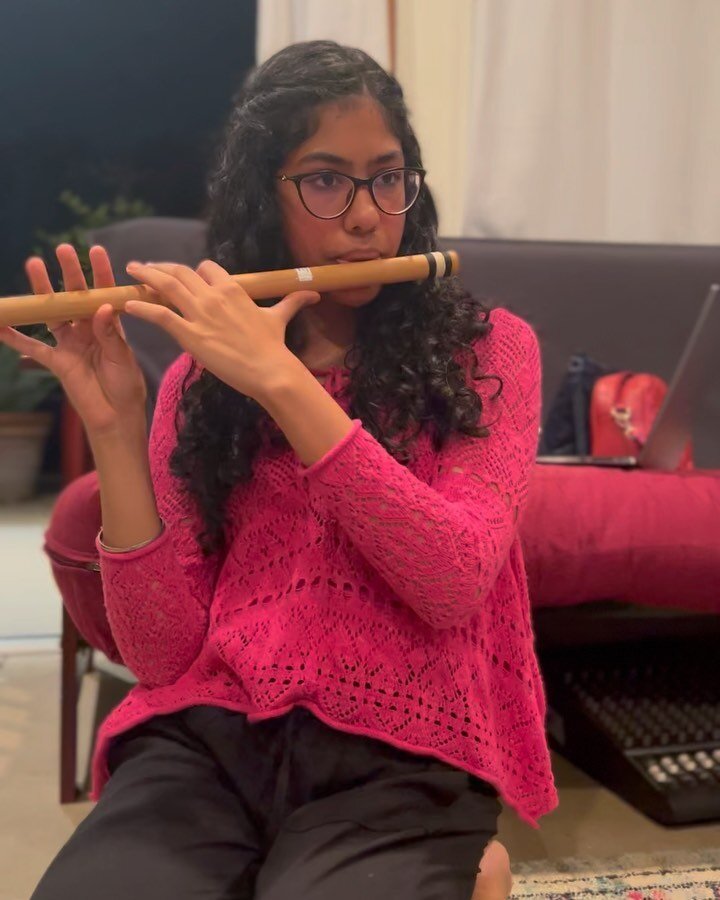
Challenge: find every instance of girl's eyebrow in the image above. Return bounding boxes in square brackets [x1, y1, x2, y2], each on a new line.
[296, 150, 403, 166]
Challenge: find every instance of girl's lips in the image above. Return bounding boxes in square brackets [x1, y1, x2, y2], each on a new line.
[335, 255, 382, 264]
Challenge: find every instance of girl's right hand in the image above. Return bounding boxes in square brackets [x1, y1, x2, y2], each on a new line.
[0, 243, 148, 438]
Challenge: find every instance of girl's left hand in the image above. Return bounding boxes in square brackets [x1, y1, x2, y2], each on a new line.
[122, 259, 320, 403]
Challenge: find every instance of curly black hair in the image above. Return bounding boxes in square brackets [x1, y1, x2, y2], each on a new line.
[171, 40, 501, 558]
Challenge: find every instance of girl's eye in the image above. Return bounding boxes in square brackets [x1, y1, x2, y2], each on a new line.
[305, 173, 344, 190]
[377, 171, 402, 186]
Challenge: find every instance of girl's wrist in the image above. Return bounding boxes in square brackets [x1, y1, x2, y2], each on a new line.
[87, 412, 148, 449]
[253, 353, 307, 408]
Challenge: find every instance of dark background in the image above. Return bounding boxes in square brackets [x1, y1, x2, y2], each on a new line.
[0, 0, 256, 484]
[1, 0, 256, 295]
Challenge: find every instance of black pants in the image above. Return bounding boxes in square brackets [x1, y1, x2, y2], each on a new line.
[32, 706, 500, 900]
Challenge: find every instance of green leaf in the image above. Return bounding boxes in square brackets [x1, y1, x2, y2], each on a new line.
[10, 187, 155, 410]
[0, 345, 60, 412]
[0, 344, 21, 384]
[30, 189, 155, 283]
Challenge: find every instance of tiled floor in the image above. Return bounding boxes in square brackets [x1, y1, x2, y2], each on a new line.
[0, 493, 61, 652]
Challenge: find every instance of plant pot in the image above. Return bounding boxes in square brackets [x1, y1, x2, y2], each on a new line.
[0, 411, 55, 503]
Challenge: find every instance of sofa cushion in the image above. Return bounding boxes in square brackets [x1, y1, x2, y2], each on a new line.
[521, 464, 720, 613]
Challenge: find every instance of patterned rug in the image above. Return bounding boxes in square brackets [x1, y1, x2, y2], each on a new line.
[511, 848, 720, 898]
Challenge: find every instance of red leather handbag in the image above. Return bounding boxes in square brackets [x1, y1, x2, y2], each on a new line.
[590, 371, 694, 470]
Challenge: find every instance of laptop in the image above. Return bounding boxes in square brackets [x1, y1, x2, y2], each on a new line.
[536, 283, 719, 471]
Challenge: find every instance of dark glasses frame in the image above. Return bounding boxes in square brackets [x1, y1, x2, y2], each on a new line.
[276, 166, 426, 219]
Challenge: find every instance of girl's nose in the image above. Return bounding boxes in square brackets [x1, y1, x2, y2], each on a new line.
[343, 185, 381, 232]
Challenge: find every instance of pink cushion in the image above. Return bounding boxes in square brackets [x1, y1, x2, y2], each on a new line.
[520, 464, 720, 613]
[43, 470, 102, 560]
[45, 465, 720, 660]
[43, 471, 123, 663]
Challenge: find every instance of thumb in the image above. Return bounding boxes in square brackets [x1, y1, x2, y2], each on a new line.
[272, 290, 321, 324]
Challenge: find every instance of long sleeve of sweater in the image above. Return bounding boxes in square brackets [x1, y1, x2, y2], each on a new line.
[95, 356, 223, 686]
[297, 309, 541, 630]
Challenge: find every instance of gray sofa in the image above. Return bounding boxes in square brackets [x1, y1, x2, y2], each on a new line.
[444, 236, 720, 468]
[83, 217, 720, 647]
[86, 218, 720, 467]
[50, 218, 718, 803]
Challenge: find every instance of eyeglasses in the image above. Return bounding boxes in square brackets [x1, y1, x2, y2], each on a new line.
[276, 166, 425, 219]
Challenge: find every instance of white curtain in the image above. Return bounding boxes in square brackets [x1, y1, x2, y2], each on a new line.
[256, 0, 720, 244]
[256, 0, 390, 69]
[395, 0, 475, 239]
[398, 0, 720, 243]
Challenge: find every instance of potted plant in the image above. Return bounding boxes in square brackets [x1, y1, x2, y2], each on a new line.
[32, 189, 154, 279]
[0, 345, 60, 503]
[0, 190, 156, 503]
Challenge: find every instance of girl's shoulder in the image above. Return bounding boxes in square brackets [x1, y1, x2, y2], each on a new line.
[150, 353, 201, 437]
[470, 306, 541, 374]
[476, 305, 539, 349]
[158, 352, 202, 399]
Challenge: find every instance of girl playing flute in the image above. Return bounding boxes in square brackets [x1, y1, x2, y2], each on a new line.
[3, 40, 556, 900]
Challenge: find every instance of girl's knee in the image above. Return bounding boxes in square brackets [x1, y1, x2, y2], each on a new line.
[472, 840, 512, 900]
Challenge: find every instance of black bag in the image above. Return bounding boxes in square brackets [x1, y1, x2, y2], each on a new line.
[539, 353, 613, 456]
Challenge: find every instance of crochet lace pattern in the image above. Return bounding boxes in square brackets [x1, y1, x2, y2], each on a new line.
[91, 306, 557, 826]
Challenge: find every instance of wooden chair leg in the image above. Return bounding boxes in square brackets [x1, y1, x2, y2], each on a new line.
[60, 606, 80, 803]
[58, 396, 93, 803]
[60, 399, 91, 486]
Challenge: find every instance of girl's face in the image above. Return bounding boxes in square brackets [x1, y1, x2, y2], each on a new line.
[276, 95, 407, 307]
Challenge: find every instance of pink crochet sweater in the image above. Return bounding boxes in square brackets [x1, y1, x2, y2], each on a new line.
[91, 307, 558, 826]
